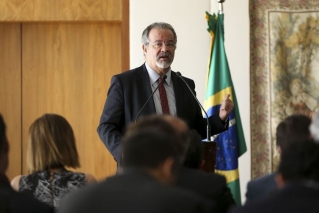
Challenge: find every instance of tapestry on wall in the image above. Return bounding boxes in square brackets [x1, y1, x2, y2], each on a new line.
[250, 0, 319, 179]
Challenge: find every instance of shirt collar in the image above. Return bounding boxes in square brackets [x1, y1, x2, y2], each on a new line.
[145, 62, 172, 86]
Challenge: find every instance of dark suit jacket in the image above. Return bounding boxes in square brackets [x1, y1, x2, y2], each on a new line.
[97, 64, 228, 164]
[58, 169, 215, 213]
[175, 167, 236, 213]
[230, 181, 319, 213]
[0, 174, 53, 213]
[245, 173, 277, 204]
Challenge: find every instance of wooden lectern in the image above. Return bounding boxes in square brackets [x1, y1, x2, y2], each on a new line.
[202, 141, 216, 173]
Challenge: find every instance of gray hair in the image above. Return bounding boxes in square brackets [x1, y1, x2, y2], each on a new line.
[141, 22, 177, 46]
[310, 112, 319, 141]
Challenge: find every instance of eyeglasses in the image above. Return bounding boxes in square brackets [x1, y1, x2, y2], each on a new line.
[150, 42, 176, 50]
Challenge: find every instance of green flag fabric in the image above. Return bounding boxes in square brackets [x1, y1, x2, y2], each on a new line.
[204, 11, 247, 205]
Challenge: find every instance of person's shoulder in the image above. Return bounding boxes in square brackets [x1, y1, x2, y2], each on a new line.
[245, 173, 277, 204]
[9, 189, 54, 213]
[248, 173, 276, 187]
[179, 167, 226, 183]
[85, 173, 97, 184]
[59, 179, 103, 205]
[231, 192, 285, 213]
[157, 183, 215, 213]
[228, 204, 255, 213]
[172, 71, 195, 82]
[114, 64, 146, 78]
[10, 175, 22, 191]
[59, 173, 146, 212]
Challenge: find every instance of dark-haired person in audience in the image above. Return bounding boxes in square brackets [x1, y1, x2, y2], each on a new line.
[126, 115, 235, 213]
[11, 113, 96, 210]
[175, 129, 236, 213]
[183, 129, 205, 169]
[245, 114, 311, 203]
[0, 114, 53, 213]
[58, 122, 214, 213]
[230, 139, 319, 213]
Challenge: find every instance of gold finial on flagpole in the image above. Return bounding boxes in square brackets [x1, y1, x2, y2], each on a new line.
[217, 0, 225, 14]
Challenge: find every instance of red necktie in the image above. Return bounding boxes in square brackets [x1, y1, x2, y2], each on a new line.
[158, 77, 170, 114]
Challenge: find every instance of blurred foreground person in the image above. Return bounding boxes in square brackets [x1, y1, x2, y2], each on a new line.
[11, 113, 96, 210]
[175, 130, 235, 213]
[230, 140, 319, 213]
[126, 115, 235, 213]
[58, 118, 214, 213]
[245, 114, 311, 203]
[0, 114, 53, 213]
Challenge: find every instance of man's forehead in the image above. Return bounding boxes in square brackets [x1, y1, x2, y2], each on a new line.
[148, 28, 174, 40]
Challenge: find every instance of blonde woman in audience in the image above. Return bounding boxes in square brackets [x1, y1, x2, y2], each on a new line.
[11, 113, 96, 210]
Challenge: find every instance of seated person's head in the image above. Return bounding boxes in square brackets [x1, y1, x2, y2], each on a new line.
[276, 139, 319, 187]
[126, 115, 189, 163]
[276, 114, 311, 155]
[183, 129, 204, 169]
[0, 114, 9, 174]
[122, 129, 182, 184]
[27, 113, 80, 173]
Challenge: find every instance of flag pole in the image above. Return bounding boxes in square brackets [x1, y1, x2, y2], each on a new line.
[217, 0, 225, 14]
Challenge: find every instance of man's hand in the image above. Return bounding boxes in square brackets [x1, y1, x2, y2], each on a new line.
[219, 94, 234, 121]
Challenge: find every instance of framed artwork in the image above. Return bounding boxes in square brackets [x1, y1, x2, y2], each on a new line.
[250, 0, 319, 178]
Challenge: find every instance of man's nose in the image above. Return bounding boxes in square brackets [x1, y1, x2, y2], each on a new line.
[160, 43, 170, 51]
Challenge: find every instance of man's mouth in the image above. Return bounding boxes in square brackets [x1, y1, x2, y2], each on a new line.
[158, 54, 170, 60]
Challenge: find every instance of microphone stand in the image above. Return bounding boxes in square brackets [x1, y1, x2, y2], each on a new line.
[176, 71, 216, 172]
[176, 72, 211, 141]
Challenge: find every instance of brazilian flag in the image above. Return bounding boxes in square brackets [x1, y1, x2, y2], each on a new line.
[204, 12, 247, 205]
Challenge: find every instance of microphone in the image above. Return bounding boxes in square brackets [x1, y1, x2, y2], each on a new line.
[135, 75, 167, 123]
[176, 72, 211, 141]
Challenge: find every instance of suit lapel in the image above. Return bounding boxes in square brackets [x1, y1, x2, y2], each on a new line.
[136, 65, 156, 116]
[171, 71, 187, 118]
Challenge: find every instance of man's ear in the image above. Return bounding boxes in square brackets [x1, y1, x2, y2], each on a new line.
[275, 173, 285, 188]
[161, 158, 174, 180]
[142, 45, 147, 55]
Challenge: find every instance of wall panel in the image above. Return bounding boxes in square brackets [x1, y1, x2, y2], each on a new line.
[0, 24, 22, 181]
[22, 23, 120, 179]
[0, 0, 121, 21]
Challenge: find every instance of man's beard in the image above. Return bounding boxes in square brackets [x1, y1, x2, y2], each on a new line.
[156, 60, 172, 69]
[156, 52, 172, 69]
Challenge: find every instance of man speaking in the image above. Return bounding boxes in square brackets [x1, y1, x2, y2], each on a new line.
[97, 22, 234, 168]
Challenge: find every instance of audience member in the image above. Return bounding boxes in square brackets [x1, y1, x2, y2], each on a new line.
[124, 114, 190, 165]
[175, 129, 236, 213]
[0, 114, 53, 213]
[230, 140, 319, 213]
[11, 113, 96, 209]
[126, 115, 235, 213]
[183, 129, 205, 169]
[58, 122, 214, 213]
[245, 114, 311, 203]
